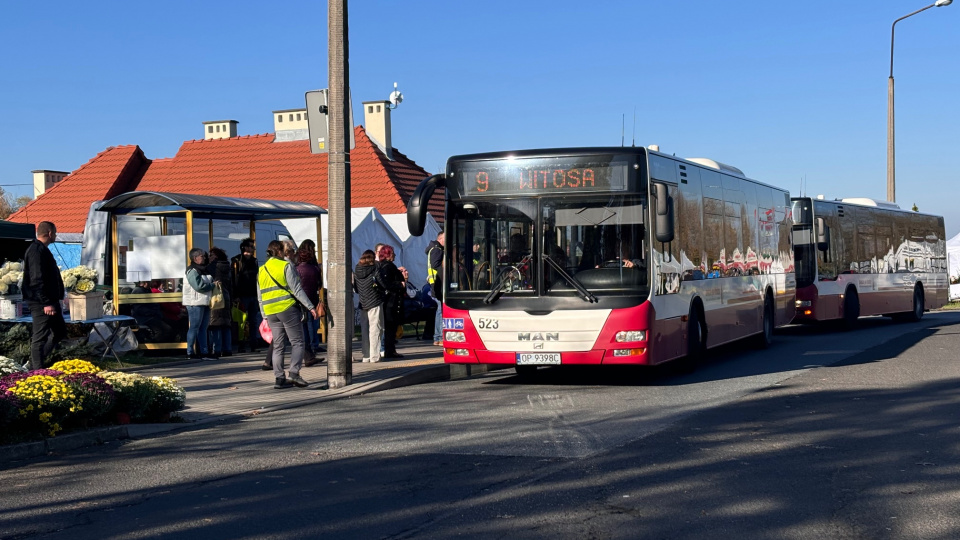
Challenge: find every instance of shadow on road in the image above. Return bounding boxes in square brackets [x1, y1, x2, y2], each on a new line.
[482, 313, 960, 388]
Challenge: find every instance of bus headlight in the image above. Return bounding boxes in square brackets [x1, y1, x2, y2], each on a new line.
[613, 348, 646, 357]
[615, 330, 646, 342]
[445, 348, 470, 356]
[445, 331, 466, 343]
[796, 300, 812, 307]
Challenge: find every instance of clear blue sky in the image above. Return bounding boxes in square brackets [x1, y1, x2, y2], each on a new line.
[1, 1, 957, 237]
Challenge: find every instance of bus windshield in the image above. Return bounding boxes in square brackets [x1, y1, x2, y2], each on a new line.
[446, 195, 649, 300]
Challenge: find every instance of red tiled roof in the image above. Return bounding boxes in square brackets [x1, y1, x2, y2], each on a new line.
[8, 126, 439, 234]
[7, 145, 147, 233]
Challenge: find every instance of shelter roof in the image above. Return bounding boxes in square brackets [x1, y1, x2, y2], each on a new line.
[99, 191, 326, 221]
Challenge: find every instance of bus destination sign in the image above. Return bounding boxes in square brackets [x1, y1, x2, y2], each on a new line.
[458, 158, 628, 196]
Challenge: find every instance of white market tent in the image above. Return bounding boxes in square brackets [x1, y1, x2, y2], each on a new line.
[948, 231, 960, 300]
[381, 212, 441, 289]
[282, 207, 403, 289]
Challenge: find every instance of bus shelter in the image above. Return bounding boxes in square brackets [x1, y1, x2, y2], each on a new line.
[97, 191, 326, 351]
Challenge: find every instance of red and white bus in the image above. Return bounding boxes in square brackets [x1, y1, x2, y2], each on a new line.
[407, 147, 796, 375]
[791, 196, 948, 325]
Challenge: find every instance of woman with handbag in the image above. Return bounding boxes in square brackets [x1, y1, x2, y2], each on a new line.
[296, 239, 324, 366]
[183, 248, 216, 361]
[206, 247, 234, 358]
[257, 240, 319, 389]
[354, 249, 384, 363]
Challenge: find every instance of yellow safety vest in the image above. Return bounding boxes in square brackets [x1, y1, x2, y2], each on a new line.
[258, 258, 296, 316]
[427, 246, 440, 284]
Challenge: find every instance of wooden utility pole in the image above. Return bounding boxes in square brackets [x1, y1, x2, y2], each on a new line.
[327, 0, 352, 388]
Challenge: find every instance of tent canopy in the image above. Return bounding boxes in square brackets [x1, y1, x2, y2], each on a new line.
[282, 207, 403, 289]
[0, 220, 35, 240]
[381, 212, 441, 288]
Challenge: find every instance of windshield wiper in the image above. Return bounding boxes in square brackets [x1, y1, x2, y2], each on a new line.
[483, 254, 532, 304]
[542, 254, 597, 303]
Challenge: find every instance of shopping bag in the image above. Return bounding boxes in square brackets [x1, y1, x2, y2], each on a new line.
[232, 303, 248, 341]
[259, 319, 273, 343]
[210, 283, 225, 310]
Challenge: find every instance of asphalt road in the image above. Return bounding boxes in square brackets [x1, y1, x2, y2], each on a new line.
[2, 312, 959, 539]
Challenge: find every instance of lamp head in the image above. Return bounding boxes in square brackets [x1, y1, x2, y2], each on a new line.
[935, 0, 952, 7]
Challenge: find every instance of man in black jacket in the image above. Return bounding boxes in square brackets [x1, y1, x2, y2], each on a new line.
[231, 238, 262, 352]
[22, 221, 66, 369]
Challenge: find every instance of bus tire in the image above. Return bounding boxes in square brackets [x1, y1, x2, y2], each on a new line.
[842, 288, 860, 329]
[902, 284, 925, 322]
[753, 294, 775, 349]
[675, 305, 707, 373]
[515, 365, 539, 380]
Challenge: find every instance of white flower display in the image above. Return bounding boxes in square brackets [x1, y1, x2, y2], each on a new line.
[60, 265, 98, 294]
[0, 262, 24, 296]
[0, 355, 27, 377]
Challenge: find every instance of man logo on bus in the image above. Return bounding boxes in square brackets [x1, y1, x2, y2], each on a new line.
[517, 332, 559, 341]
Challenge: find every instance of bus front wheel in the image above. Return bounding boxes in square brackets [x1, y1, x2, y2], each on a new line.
[842, 288, 860, 329]
[753, 295, 775, 349]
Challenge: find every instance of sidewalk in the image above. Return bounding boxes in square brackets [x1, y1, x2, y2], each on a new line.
[127, 336, 496, 437]
[0, 337, 499, 462]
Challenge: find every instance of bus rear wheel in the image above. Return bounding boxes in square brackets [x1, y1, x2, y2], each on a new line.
[894, 285, 924, 322]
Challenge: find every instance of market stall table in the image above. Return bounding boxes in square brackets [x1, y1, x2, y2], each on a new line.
[6, 314, 137, 366]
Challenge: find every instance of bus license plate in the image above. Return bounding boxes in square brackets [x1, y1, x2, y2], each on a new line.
[516, 353, 561, 365]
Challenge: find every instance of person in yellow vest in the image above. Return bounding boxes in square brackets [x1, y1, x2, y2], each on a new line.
[257, 240, 319, 389]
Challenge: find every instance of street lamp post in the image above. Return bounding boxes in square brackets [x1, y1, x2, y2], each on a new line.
[887, 0, 952, 203]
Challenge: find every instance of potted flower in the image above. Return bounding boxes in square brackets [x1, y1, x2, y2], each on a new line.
[60, 265, 102, 321]
[98, 371, 158, 422]
[146, 376, 186, 421]
[61, 372, 116, 425]
[4, 373, 81, 437]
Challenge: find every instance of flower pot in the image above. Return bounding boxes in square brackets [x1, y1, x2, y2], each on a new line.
[115, 412, 131, 425]
[66, 292, 105, 321]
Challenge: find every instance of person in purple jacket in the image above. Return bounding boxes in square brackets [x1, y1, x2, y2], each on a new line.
[296, 239, 324, 366]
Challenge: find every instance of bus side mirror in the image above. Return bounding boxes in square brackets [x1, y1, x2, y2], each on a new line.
[407, 174, 446, 236]
[816, 217, 830, 251]
[654, 182, 675, 243]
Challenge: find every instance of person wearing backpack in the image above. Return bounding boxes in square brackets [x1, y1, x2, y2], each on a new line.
[425, 231, 444, 346]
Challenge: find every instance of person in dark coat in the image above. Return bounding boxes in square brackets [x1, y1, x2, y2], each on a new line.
[353, 249, 384, 363]
[296, 239, 324, 366]
[231, 238, 262, 352]
[21, 221, 66, 369]
[206, 247, 234, 358]
[377, 245, 408, 359]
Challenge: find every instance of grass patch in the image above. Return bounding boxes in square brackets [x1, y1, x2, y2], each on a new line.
[939, 301, 960, 311]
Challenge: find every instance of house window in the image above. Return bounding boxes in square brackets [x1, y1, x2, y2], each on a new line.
[296, 113, 301, 121]
[289, 114, 294, 121]
[208, 126, 214, 133]
[377, 105, 381, 113]
[278, 115, 283, 123]
[367, 105, 373, 113]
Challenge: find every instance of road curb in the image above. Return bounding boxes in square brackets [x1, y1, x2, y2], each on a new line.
[0, 363, 507, 464]
[0, 426, 129, 465]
